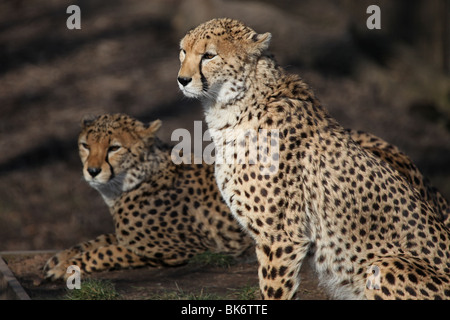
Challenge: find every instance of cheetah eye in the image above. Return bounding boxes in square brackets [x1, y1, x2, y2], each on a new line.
[202, 52, 216, 60]
[108, 145, 121, 153]
[81, 142, 89, 150]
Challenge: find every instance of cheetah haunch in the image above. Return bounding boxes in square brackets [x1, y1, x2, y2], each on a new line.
[44, 113, 252, 280]
[178, 18, 450, 299]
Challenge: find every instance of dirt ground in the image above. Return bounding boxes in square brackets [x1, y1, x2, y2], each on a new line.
[2, 251, 328, 300]
[0, 0, 449, 300]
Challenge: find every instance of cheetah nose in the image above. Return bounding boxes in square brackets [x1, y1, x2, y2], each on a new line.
[177, 77, 192, 87]
[87, 167, 101, 178]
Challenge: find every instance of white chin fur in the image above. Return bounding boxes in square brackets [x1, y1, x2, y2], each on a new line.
[182, 90, 200, 99]
[178, 84, 201, 99]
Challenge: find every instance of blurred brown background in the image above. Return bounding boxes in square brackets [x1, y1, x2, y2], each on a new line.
[0, 0, 449, 251]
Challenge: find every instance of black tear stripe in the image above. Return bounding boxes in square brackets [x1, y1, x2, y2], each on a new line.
[199, 60, 209, 92]
[105, 137, 115, 180]
[105, 154, 115, 180]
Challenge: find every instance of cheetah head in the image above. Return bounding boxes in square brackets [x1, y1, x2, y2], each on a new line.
[78, 114, 161, 201]
[177, 18, 271, 104]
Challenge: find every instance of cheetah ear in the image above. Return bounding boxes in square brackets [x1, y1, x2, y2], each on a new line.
[81, 114, 99, 128]
[246, 32, 272, 55]
[146, 119, 162, 133]
[139, 119, 162, 144]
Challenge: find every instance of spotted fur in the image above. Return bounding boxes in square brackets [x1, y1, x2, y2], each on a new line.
[178, 18, 450, 299]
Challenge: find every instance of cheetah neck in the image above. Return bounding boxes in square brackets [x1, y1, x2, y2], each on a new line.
[127, 140, 177, 192]
[140, 141, 178, 192]
[203, 55, 281, 131]
[204, 54, 340, 136]
[92, 172, 127, 208]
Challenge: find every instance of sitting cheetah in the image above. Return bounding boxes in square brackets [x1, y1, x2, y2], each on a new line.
[44, 113, 252, 280]
[177, 18, 450, 299]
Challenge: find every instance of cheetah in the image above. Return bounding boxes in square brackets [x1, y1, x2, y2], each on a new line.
[177, 18, 450, 299]
[44, 113, 252, 280]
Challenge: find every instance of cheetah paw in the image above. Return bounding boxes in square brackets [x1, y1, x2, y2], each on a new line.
[44, 261, 72, 281]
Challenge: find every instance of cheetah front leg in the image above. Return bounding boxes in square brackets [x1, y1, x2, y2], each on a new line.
[45, 244, 153, 281]
[44, 233, 117, 278]
[255, 238, 310, 299]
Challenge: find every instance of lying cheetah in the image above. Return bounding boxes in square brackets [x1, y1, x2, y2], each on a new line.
[178, 18, 450, 299]
[44, 113, 252, 280]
